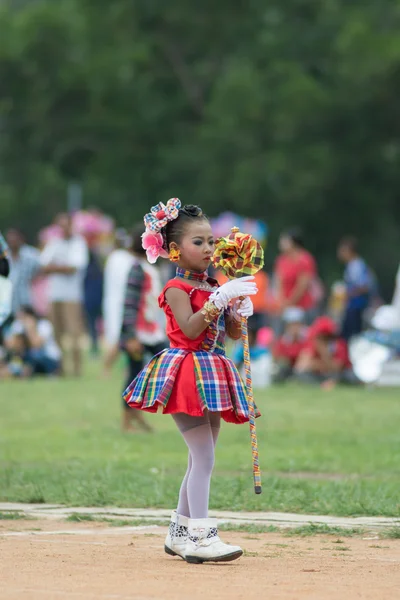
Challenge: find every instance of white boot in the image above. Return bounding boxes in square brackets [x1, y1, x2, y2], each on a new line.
[185, 518, 243, 564]
[164, 511, 188, 559]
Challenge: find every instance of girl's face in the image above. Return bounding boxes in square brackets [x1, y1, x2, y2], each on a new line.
[177, 220, 215, 272]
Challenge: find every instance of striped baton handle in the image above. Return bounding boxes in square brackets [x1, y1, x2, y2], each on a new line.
[241, 316, 262, 494]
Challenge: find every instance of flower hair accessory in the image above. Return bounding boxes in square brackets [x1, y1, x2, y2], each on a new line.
[141, 231, 169, 264]
[144, 198, 181, 233]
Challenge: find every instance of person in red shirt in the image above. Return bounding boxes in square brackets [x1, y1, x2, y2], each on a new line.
[272, 307, 308, 381]
[274, 228, 321, 324]
[294, 316, 358, 388]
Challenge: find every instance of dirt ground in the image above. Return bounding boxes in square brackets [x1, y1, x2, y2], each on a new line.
[0, 519, 399, 600]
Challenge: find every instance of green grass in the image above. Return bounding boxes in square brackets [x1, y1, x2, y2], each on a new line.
[382, 527, 400, 539]
[65, 513, 167, 527]
[218, 523, 361, 536]
[1, 360, 400, 517]
[282, 524, 361, 537]
[65, 513, 98, 523]
[0, 511, 30, 520]
[62, 515, 360, 536]
[219, 523, 280, 534]
[107, 518, 167, 527]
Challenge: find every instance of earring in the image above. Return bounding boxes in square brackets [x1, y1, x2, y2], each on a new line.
[169, 247, 181, 263]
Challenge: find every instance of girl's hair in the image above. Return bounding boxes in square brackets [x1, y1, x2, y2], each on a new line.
[131, 223, 147, 256]
[281, 227, 305, 249]
[164, 205, 207, 249]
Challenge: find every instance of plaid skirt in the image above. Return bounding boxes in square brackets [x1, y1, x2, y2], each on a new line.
[123, 348, 260, 424]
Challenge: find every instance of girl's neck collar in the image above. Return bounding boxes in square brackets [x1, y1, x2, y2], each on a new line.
[175, 267, 208, 282]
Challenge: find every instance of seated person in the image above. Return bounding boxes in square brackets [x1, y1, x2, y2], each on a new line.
[0, 331, 31, 378]
[5, 306, 61, 376]
[272, 307, 308, 382]
[294, 316, 358, 388]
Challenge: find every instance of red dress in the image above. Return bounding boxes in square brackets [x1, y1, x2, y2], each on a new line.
[123, 279, 259, 424]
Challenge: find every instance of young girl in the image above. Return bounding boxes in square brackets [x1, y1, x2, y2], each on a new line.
[123, 199, 258, 564]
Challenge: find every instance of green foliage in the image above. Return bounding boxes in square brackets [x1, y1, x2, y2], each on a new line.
[382, 527, 400, 539]
[0, 361, 400, 517]
[65, 513, 97, 523]
[0, 0, 400, 291]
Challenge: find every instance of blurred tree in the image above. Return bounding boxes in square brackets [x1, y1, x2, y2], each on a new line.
[0, 0, 399, 296]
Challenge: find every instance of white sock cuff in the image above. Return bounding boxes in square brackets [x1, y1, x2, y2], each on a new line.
[188, 517, 217, 531]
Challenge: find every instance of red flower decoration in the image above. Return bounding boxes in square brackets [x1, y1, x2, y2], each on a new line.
[141, 230, 169, 263]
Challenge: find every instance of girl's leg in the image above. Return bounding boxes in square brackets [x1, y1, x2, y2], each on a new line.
[169, 412, 242, 563]
[175, 412, 221, 517]
[176, 453, 192, 518]
[209, 411, 221, 447]
[172, 413, 215, 519]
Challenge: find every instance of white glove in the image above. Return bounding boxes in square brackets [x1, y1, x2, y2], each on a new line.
[232, 296, 254, 319]
[209, 276, 257, 310]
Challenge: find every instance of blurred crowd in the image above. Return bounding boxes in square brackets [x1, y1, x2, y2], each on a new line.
[226, 230, 400, 389]
[1, 214, 400, 402]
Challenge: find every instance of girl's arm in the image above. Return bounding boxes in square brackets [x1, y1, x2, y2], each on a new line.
[165, 287, 219, 340]
[166, 278, 257, 340]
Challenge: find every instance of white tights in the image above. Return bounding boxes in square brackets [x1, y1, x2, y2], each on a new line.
[172, 412, 221, 519]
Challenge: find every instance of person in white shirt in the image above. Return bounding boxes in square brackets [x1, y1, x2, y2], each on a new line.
[40, 213, 89, 376]
[102, 229, 134, 375]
